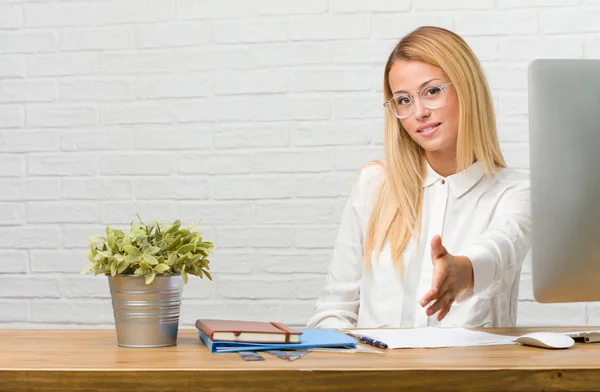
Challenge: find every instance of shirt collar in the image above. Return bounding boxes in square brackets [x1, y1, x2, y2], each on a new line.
[423, 161, 486, 198]
[423, 162, 442, 188]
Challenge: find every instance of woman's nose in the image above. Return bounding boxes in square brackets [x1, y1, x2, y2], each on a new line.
[413, 98, 431, 120]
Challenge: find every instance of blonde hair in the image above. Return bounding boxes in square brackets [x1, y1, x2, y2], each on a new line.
[364, 26, 506, 272]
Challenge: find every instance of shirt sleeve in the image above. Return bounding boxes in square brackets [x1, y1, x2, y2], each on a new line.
[305, 170, 369, 329]
[459, 176, 532, 300]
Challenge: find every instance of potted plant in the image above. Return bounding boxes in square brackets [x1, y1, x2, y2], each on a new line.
[82, 214, 214, 348]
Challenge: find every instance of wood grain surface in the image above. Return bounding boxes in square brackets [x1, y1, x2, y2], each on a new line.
[2, 327, 600, 392]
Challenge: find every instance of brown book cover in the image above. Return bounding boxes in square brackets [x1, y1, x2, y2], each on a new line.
[195, 319, 303, 343]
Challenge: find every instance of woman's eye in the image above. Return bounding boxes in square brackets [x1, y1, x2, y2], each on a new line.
[424, 86, 442, 96]
[396, 96, 411, 105]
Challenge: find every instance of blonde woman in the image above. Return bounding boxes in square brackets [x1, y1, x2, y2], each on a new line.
[307, 26, 531, 329]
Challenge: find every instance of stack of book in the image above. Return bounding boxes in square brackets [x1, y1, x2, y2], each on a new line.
[195, 319, 356, 353]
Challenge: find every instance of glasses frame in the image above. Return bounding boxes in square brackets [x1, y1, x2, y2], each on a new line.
[383, 82, 453, 120]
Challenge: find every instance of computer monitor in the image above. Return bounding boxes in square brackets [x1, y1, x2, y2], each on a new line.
[528, 59, 600, 303]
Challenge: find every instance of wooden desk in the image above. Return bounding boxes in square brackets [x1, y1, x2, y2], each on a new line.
[1, 327, 600, 392]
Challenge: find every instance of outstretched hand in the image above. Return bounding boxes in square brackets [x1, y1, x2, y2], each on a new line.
[420, 235, 474, 321]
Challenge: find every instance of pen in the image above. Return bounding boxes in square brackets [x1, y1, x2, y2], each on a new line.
[357, 336, 388, 349]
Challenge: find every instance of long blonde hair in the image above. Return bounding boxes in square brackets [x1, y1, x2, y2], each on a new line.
[364, 26, 506, 272]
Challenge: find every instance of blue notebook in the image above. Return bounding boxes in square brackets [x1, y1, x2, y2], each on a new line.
[199, 328, 356, 353]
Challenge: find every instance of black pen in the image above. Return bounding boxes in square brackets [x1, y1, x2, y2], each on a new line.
[357, 335, 388, 349]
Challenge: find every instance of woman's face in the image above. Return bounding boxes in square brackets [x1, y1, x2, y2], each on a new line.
[387, 60, 459, 155]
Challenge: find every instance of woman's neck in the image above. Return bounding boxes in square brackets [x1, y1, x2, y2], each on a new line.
[426, 150, 458, 177]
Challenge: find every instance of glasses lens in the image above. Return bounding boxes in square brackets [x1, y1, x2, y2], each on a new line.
[421, 85, 446, 109]
[389, 96, 412, 118]
[387, 84, 448, 119]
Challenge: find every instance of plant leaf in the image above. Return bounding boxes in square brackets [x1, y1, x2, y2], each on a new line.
[143, 254, 158, 266]
[140, 261, 152, 270]
[176, 254, 187, 267]
[176, 229, 191, 238]
[203, 270, 212, 280]
[177, 243, 195, 254]
[197, 242, 214, 251]
[181, 265, 188, 284]
[143, 246, 161, 256]
[187, 219, 202, 230]
[88, 235, 106, 245]
[107, 232, 116, 249]
[198, 262, 209, 271]
[165, 219, 181, 235]
[123, 245, 141, 256]
[117, 261, 128, 274]
[145, 272, 156, 285]
[166, 237, 181, 251]
[81, 263, 95, 275]
[124, 255, 141, 264]
[153, 263, 171, 274]
[110, 260, 117, 276]
[130, 227, 146, 239]
[135, 212, 145, 225]
[135, 267, 152, 276]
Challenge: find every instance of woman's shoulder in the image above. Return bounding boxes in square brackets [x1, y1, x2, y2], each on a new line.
[486, 166, 530, 197]
[492, 166, 529, 185]
[356, 161, 386, 188]
[350, 161, 386, 204]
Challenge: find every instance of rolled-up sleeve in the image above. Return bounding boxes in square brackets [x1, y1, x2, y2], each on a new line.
[461, 177, 532, 299]
[306, 173, 366, 329]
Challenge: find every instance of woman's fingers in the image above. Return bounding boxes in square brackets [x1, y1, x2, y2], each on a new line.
[430, 255, 449, 291]
[421, 274, 449, 307]
[422, 260, 450, 307]
[426, 290, 454, 316]
[425, 276, 457, 317]
[437, 302, 453, 321]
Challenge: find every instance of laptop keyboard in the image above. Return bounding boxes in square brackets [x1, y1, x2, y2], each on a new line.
[564, 330, 600, 337]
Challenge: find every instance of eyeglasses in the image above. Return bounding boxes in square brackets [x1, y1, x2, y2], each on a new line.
[383, 82, 453, 120]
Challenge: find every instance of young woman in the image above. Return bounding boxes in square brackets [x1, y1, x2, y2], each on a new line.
[307, 26, 531, 329]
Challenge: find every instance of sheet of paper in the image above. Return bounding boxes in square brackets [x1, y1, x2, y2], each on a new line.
[350, 327, 517, 349]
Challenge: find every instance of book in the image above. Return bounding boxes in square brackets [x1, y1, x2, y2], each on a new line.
[195, 319, 302, 344]
[198, 328, 357, 353]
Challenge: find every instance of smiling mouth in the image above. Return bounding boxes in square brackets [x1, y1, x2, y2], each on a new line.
[417, 123, 441, 135]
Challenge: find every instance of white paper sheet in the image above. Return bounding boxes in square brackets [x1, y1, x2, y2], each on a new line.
[349, 327, 517, 349]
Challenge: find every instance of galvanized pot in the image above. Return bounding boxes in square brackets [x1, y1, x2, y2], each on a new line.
[108, 274, 184, 348]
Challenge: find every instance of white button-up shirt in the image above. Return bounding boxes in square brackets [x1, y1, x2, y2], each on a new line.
[307, 161, 531, 329]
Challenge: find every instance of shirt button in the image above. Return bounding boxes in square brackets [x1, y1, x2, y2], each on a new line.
[441, 179, 446, 185]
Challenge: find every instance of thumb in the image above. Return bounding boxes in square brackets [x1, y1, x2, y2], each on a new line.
[431, 235, 448, 261]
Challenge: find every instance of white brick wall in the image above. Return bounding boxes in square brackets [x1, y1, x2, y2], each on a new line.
[0, 0, 596, 329]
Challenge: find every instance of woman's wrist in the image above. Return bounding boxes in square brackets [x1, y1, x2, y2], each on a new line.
[455, 255, 474, 291]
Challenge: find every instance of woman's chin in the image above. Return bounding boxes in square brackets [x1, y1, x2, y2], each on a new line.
[419, 141, 448, 154]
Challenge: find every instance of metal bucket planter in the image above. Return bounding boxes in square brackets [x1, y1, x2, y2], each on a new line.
[108, 274, 183, 348]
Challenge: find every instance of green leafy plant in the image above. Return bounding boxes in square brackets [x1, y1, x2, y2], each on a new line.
[82, 214, 214, 285]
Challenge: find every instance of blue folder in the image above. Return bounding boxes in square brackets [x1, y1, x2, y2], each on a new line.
[198, 328, 356, 353]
